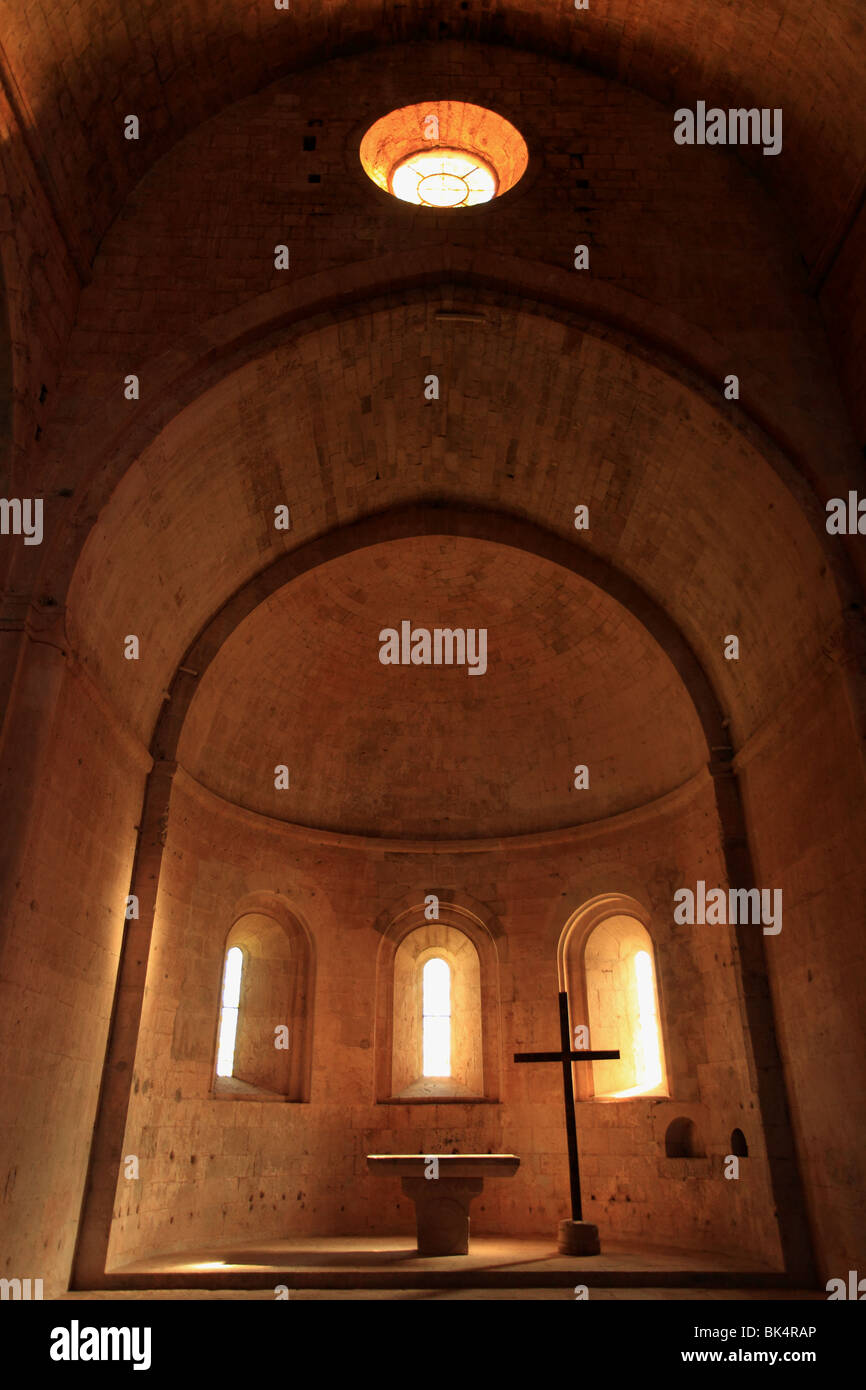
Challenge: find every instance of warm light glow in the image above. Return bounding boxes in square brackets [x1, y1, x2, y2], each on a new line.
[216, 946, 243, 1077]
[422, 957, 451, 1076]
[634, 949, 663, 1089]
[608, 949, 663, 1097]
[361, 103, 527, 209]
[390, 147, 497, 207]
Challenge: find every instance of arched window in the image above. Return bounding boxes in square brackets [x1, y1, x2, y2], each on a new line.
[422, 957, 451, 1076]
[582, 913, 667, 1099]
[216, 946, 244, 1078]
[208, 899, 313, 1102]
[386, 922, 489, 1100]
[374, 899, 502, 1105]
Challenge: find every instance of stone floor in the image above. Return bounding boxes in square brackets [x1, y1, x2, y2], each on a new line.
[62, 1287, 825, 1300]
[88, 1236, 822, 1296]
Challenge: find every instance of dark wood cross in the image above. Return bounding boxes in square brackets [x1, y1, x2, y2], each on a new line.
[514, 991, 620, 1222]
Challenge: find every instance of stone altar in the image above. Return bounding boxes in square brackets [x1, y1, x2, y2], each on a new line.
[366, 1154, 520, 1256]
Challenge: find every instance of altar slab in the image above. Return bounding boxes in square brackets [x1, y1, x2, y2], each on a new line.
[367, 1153, 520, 1254]
[366, 1154, 520, 1178]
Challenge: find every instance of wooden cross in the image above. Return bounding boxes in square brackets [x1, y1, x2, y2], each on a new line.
[514, 991, 620, 1222]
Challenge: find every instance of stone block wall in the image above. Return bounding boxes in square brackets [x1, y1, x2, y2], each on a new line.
[106, 767, 782, 1271]
[738, 659, 866, 1281]
[0, 664, 147, 1295]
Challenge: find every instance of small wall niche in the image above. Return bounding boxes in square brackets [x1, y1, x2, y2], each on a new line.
[730, 1127, 748, 1157]
[665, 1116, 705, 1158]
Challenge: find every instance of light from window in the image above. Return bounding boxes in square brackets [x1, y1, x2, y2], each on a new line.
[216, 946, 243, 1078]
[422, 957, 451, 1076]
[633, 949, 663, 1090]
[390, 148, 497, 208]
[606, 949, 664, 1098]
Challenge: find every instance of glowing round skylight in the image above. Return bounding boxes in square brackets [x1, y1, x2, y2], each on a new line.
[360, 102, 528, 209]
[390, 147, 498, 208]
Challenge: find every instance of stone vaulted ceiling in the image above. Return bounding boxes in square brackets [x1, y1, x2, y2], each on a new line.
[176, 535, 707, 838]
[2, 0, 864, 275]
[63, 302, 841, 757]
[2, 0, 864, 840]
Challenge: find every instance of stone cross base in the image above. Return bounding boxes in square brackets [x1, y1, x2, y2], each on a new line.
[557, 1218, 601, 1255]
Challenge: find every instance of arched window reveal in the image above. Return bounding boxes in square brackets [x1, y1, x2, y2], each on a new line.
[583, 914, 667, 1098]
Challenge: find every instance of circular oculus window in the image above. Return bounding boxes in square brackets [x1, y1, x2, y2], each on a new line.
[390, 147, 498, 207]
[360, 102, 528, 210]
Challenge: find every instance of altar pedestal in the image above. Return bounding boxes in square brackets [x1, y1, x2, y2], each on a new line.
[367, 1154, 520, 1256]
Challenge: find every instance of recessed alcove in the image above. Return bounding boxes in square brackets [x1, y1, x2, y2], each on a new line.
[94, 519, 786, 1274]
[665, 1116, 706, 1159]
